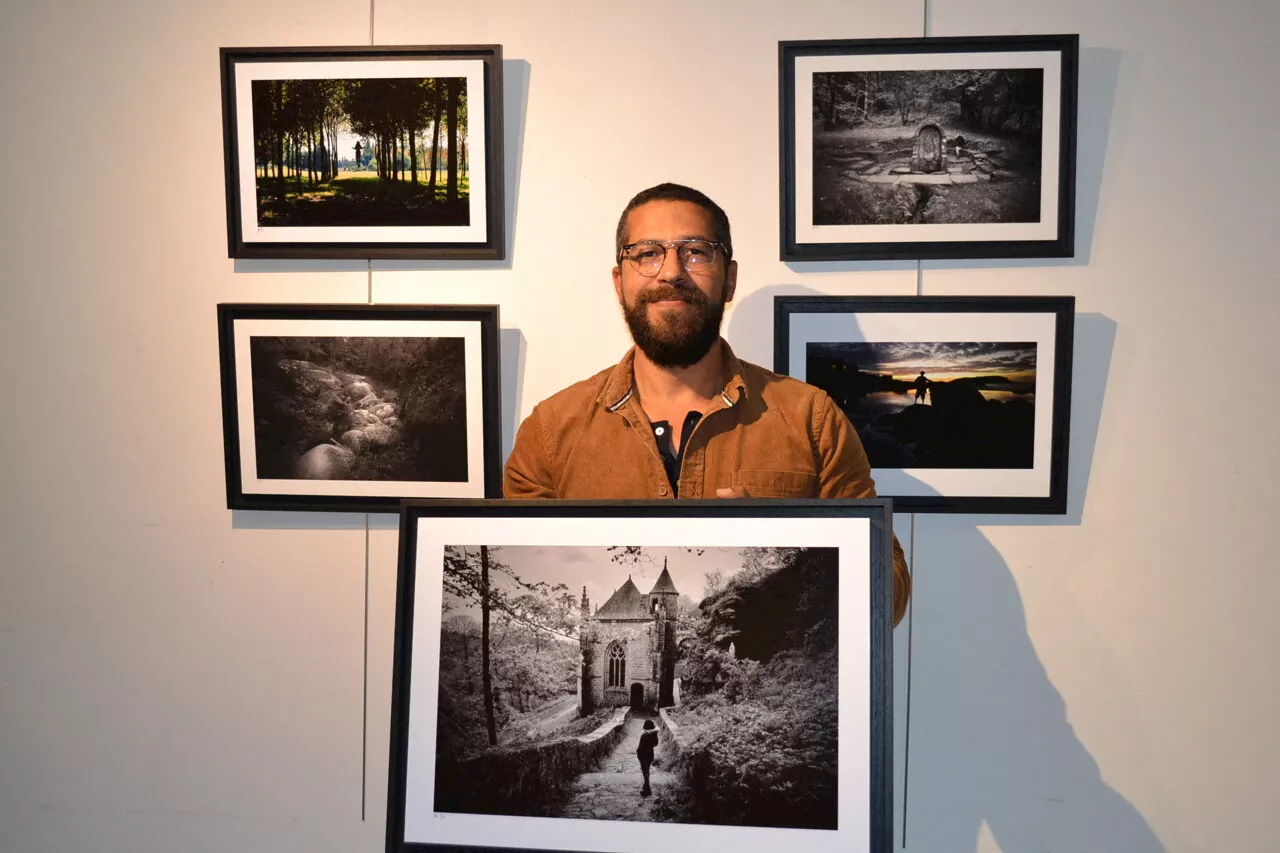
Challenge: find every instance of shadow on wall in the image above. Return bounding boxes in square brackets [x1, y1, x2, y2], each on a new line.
[907, 518, 1166, 852]
[500, 327, 526, 464]
[726, 287, 1160, 850]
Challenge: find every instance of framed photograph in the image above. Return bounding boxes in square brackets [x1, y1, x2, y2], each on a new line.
[780, 35, 1078, 261]
[387, 499, 894, 853]
[220, 45, 504, 260]
[775, 296, 1074, 514]
[217, 304, 502, 512]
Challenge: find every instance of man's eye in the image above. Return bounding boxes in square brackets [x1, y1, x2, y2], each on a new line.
[634, 249, 660, 261]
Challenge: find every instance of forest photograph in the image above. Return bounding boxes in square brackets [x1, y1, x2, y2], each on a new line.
[248, 75, 470, 228]
[807, 340, 1037, 469]
[811, 67, 1045, 227]
[428, 545, 841, 831]
[248, 334, 468, 483]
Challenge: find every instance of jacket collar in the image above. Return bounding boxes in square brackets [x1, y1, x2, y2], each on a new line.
[597, 339, 750, 412]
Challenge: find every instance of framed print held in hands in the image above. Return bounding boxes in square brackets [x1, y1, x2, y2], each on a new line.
[780, 35, 1078, 262]
[217, 304, 502, 512]
[776, 296, 1074, 514]
[387, 499, 894, 853]
[220, 45, 505, 260]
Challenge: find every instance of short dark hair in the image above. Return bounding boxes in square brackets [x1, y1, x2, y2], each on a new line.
[643, 719, 656, 730]
[614, 183, 733, 261]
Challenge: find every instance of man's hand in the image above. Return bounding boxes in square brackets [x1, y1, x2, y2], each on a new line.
[715, 486, 748, 499]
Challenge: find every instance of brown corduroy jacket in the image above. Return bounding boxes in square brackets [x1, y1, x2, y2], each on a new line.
[503, 341, 911, 625]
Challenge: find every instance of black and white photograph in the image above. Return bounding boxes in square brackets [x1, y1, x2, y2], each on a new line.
[217, 304, 501, 511]
[776, 296, 1074, 514]
[388, 503, 894, 853]
[220, 46, 504, 259]
[780, 35, 1077, 261]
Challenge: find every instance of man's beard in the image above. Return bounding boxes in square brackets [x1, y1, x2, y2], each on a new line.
[622, 284, 726, 368]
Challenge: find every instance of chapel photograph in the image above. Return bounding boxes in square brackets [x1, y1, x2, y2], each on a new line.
[431, 545, 840, 830]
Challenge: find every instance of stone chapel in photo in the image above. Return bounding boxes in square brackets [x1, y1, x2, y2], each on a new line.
[578, 561, 679, 713]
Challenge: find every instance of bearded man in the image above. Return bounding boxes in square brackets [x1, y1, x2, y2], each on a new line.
[503, 183, 910, 624]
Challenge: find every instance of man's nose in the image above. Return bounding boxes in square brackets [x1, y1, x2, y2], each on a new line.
[656, 245, 686, 282]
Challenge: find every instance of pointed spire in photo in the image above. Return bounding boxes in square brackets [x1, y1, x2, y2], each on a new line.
[650, 556, 678, 595]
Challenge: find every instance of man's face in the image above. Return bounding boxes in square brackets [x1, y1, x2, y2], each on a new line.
[612, 200, 737, 368]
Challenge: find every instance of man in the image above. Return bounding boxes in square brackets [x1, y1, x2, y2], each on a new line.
[503, 183, 910, 625]
[914, 370, 931, 405]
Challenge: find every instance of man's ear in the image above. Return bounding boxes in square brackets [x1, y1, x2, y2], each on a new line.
[612, 265, 623, 301]
[724, 259, 738, 303]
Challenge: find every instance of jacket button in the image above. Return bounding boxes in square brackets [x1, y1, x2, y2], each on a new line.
[658, 486, 669, 496]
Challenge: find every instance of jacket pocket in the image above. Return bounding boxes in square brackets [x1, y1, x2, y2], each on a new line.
[732, 469, 819, 498]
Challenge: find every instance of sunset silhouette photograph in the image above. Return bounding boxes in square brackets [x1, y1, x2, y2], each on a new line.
[807, 341, 1037, 469]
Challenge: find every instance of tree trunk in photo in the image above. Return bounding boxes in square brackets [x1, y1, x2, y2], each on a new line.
[446, 80, 459, 202]
[480, 546, 497, 747]
[461, 633, 473, 694]
[428, 109, 441, 195]
[274, 82, 284, 180]
[409, 128, 418, 184]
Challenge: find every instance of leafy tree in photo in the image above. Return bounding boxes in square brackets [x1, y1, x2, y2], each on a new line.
[437, 546, 579, 758]
[250, 74, 470, 227]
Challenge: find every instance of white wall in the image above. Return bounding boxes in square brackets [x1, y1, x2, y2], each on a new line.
[1, 0, 1276, 851]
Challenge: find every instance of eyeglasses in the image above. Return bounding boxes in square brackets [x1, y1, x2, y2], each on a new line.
[619, 239, 727, 276]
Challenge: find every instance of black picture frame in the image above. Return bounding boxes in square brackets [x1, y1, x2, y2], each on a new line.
[220, 45, 505, 260]
[780, 34, 1078, 262]
[775, 295, 1074, 514]
[217, 303, 502, 512]
[387, 499, 894, 853]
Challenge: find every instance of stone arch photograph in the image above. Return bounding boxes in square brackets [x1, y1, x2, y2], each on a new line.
[781, 35, 1078, 261]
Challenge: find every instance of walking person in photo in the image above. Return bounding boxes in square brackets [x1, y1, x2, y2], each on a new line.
[637, 719, 659, 796]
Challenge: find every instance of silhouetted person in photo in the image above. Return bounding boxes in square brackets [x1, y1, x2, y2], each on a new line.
[914, 370, 931, 405]
[637, 719, 658, 796]
[353, 141, 362, 171]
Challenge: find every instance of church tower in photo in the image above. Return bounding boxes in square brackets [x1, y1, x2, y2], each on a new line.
[579, 559, 679, 713]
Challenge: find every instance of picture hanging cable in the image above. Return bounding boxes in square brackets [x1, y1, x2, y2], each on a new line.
[902, 512, 916, 845]
[363, 0, 377, 818]
[911, 1, 931, 835]
[361, 515, 371, 820]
